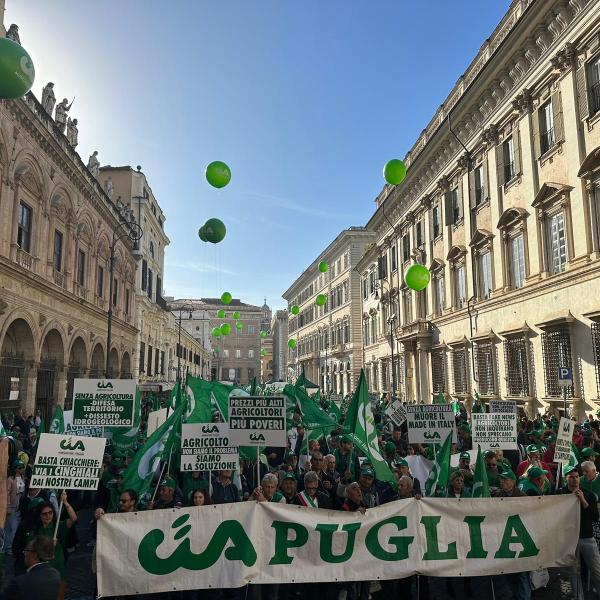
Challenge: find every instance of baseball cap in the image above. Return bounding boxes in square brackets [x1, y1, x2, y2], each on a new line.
[499, 470, 516, 481]
[361, 467, 375, 478]
[483, 450, 497, 459]
[384, 441, 396, 454]
[526, 444, 540, 454]
[159, 477, 177, 489]
[459, 451, 471, 460]
[395, 458, 409, 468]
[581, 447, 599, 459]
[563, 465, 579, 476]
[340, 435, 353, 444]
[528, 466, 548, 478]
[282, 472, 296, 482]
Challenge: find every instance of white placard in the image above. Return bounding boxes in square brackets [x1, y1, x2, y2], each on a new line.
[181, 423, 239, 472]
[554, 417, 575, 465]
[147, 408, 168, 437]
[472, 413, 518, 451]
[228, 396, 287, 447]
[385, 399, 407, 426]
[31, 433, 106, 490]
[405, 404, 455, 444]
[489, 400, 517, 414]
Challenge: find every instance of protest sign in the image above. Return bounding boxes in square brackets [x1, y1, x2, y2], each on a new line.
[147, 408, 168, 437]
[385, 399, 406, 427]
[31, 433, 106, 490]
[554, 417, 575, 464]
[489, 400, 517, 414]
[228, 396, 286, 447]
[329, 394, 342, 404]
[181, 423, 239, 472]
[63, 410, 103, 438]
[73, 379, 135, 427]
[97, 496, 578, 596]
[405, 404, 455, 444]
[472, 413, 518, 451]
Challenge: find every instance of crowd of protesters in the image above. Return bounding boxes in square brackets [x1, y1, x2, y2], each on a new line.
[1, 401, 600, 599]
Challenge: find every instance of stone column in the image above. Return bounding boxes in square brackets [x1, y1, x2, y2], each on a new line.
[21, 363, 38, 415]
[54, 366, 68, 408]
[417, 341, 431, 403]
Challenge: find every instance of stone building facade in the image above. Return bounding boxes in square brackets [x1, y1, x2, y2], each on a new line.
[359, 0, 600, 418]
[271, 310, 289, 382]
[283, 227, 375, 395]
[0, 92, 138, 420]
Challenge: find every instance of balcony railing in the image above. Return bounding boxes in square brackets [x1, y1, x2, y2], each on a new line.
[15, 247, 34, 271]
[74, 283, 87, 301]
[53, 269, 65, 288]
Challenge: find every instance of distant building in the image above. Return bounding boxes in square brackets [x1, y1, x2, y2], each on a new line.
[271, 310, 289, 382]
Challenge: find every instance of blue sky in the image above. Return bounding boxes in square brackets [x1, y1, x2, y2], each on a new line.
[6, 0, 510, 310]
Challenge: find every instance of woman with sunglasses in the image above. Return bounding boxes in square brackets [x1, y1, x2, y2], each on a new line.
[27, 491, 78, 600]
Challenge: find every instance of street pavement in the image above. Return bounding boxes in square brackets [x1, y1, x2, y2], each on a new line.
[0, 508, 590, 599]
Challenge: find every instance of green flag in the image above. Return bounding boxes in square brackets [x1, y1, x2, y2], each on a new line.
[434, 391, 446, 404]
[110, 389, 142, 451]
[471, 445, 490, 498]
[290, 385, 338, 433]
[121, 403, 184, 498]
[424, 431, 452, 497]
[561, 443, 580, 477]
[48, 405, 64, 434]
[345, 370, 397, 490]
[326, 399, 342, 424]
[184, 377, 213, 423]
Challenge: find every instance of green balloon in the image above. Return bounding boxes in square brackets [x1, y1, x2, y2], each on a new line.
[318, 261, 329, 273]
[404, 264, 431, 291]
[236, 321, 244, 331]
[315, 294, 327, 307]
[217, 309, 226, 318]
[198, 226, 208, 242]
[233, 311, 241, 320]
[205, 161, 231, 188]
[203, 218, 226, 244]
[288, 339, 297, 349]
[260, 349, 267, 357]
[220, 323, 232, 336]
[383, 159, 407, 186]
[260, 330, 267, 339]
[211, 327, 222, 338]
[290, 305, 300, 315]
[221, 291, 232, 305]
[0, 38, 35, 100]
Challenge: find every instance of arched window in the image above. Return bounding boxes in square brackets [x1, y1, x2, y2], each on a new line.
[149, 241, 155, 259]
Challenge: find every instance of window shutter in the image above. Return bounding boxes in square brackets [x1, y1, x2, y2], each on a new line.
[495, 143, 504, 187]
[457, 181, 464, 221]
[482, 155, 490, 201]
[468, 168, 476, 209]
[552, 90, 564, 142]
[513, 130, 522, 176]
[141, 259, 147, 291]
[576, 64, 590, 121]
[532, 108, 541, 159]
[444, 191, 452, 226]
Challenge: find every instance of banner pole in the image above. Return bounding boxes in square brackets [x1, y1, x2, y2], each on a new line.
[208, 470, 212, 499]
[256, 446, 260, 491]
[53, 494, 64, 540]
[151, 461, 168, 504]
[555, 467, 561, 492]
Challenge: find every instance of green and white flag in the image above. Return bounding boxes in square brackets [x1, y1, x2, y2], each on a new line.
[290, 384, 338, 433]
[472, 445, 490, 498]
[48, 405, 64, 434]
[345, 370, 397, 490]
[184, 377, 213, 423]
[121, 403, 184, 498]
[433, 391, 446, 404]
[111, 389, 142, 451]
[561, 443, 580, 477]
[424, 431, 452, 497]
[326, 399, 342, 424]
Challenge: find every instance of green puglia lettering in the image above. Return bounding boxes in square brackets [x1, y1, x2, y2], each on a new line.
[365, 516, 414, 561]
[494, 515, 540, 559]
[463, 516, 488, 559]
[269, 521, 309, 565]
[421, 516, 457, 560]
[138, 517, 257, 575]
[315, 523, 361, 563]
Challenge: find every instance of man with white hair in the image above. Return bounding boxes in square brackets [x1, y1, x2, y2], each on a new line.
[580, 460, 600, 503]
[250, 473, 285, 503]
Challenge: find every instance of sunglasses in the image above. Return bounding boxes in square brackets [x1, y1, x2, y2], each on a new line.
[40, 511, 53, 516]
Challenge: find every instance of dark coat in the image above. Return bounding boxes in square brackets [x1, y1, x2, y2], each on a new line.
[1, 562, 61, 600]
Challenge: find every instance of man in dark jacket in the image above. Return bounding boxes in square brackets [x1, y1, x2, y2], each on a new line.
[1, 535, 60, 600]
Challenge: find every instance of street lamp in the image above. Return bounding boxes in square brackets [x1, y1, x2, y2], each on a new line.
[106, 220, 143, 378]
[174, 303, 194, 383]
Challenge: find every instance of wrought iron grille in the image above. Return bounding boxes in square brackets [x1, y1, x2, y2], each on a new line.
[431, 348, 447, 394]
[475, 340, 497, 396]
[541, 327, 573, 398]
[503, 335, 530, 397]
[452, 347, 469, 395]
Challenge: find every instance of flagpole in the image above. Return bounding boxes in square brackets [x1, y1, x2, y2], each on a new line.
[256, 446, 260, 492]
[209, 470, 212, 499]
[53, 494, 64, 540]
[151, 461, 168, 504]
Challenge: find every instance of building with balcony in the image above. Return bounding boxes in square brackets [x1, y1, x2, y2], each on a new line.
[283, 227, 375, 395]
[99, 166, 173, 389]
[359, 0, 600, 418]
[0, 90, 138, 420]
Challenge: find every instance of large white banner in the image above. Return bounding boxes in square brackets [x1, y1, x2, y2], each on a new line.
[32, 433, 106, 490]
[97, 497, 578, 597]
[405, 404, 455, 444]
